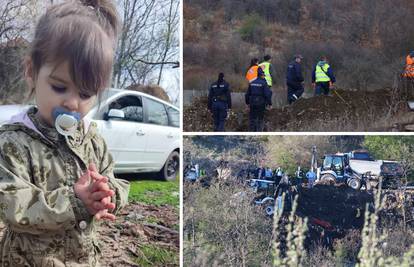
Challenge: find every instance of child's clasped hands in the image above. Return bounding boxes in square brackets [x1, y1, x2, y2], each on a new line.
[74, 163, 116, 221]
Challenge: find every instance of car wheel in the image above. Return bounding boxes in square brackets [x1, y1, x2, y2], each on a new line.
[160, 151, 179, 181]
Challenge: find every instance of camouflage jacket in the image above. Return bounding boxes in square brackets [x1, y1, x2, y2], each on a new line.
[0, 107, 130, 267]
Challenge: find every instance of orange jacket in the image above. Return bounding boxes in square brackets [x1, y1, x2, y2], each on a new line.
[403, 55, 414, 78]
[246, 65, 258, 82]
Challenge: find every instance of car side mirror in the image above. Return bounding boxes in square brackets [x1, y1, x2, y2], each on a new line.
[108, 109, 125, 120]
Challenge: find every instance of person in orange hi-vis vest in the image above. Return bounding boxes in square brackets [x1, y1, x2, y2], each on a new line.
[403, 51, 414, 78]
[246, 58, 259, 83]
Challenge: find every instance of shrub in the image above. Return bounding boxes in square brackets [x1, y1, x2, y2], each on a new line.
[238, 13, 265, 44]
[333, 230, 362, 265]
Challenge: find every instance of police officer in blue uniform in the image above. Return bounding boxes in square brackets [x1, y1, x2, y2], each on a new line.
[286, 54, 305, 104]
[245, 68, 272, 132]
[208, 72, 232, 131]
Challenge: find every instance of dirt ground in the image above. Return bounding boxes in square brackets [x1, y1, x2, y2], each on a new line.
[99, 202, 179, 267]
[0, 202, 179, 267]
[184, 88, 414, 132]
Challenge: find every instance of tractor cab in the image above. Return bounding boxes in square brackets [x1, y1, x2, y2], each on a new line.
[321, 154, 348, 182]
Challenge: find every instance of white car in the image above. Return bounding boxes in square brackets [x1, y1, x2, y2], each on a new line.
[0, 88, 180, 181]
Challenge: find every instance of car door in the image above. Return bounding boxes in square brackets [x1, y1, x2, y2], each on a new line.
[93, 95, 150, 172]
[142, 96, 179, 170]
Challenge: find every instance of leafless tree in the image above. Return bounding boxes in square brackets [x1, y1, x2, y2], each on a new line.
[155, 0, 179, 85]
[113, 0, 179, 89]
[0, 0, 34, 42]
[0, 0, 41, 104]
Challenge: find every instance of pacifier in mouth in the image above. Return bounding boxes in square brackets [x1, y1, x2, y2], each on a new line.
[52, 107, 81, 136]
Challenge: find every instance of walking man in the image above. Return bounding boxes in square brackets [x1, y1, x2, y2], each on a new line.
[286, 54, 304, 104]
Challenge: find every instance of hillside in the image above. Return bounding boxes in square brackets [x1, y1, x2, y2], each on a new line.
[184, 0, 414, 91]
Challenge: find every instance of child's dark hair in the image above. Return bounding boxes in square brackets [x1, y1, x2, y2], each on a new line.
[28, 0, 119, 98]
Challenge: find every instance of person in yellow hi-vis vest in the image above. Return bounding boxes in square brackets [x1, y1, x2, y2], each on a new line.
[246, 58, 259, 83]
[259, 55, 276, 88]
[312, 56, 336, 96]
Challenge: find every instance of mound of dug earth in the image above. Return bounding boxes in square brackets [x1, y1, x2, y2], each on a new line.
[267, 89, 402, 131]
[296, 184, 373, 230]
[290, 185, 414, 248]
[184, 89, 410, 131]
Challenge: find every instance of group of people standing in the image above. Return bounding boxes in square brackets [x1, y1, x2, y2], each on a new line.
[286, 54, 336, 104]
[208, 54, 336, 132]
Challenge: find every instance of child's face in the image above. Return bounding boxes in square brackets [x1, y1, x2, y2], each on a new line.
[27, 61, 97, 126]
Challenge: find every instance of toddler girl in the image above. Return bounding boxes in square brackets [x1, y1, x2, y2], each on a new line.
[0, 0, 130, 266]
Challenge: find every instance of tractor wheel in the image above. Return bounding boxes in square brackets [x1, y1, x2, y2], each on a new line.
[265, 205, 274, 216]
[320, 174, 336, 185]
[348, 178, 362, 190]
[262, 199, 275, 216]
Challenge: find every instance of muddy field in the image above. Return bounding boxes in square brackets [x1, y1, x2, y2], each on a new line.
[184, 88, 414, 132]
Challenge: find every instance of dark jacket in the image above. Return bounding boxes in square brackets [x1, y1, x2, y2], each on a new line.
[245, 77, 272, 106]
[286, 61, 304, 84]
[256, 167, 265, 179]
[312, 62, 336, 83]
[208, 81, 232, 110]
